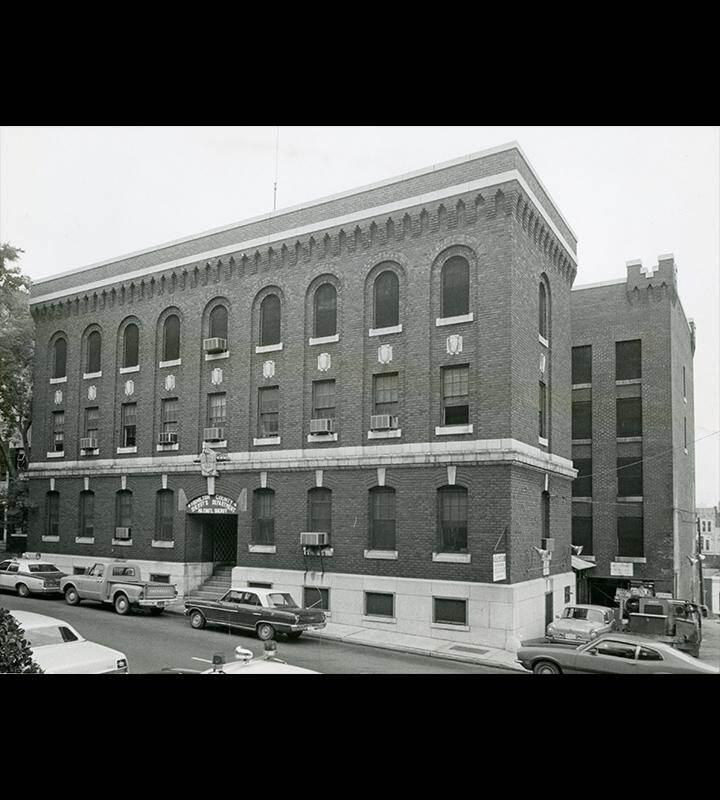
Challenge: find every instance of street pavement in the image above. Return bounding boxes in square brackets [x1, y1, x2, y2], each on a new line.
[0, 594, 515, 674]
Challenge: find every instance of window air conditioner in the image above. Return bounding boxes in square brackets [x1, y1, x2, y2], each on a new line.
[309, 418, 335, 434]
[203, 427, 225, 442]
[203, 337, 227, 354]
[80, 437, 98, 450]
[158, 432, 178, 445]
[541, 538, 555, 552]
[300, 532, 329, 547]
[370, 415, 399, 430]
[114, 527, 131, 540]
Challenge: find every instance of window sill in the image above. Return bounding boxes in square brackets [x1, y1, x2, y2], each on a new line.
[578, 554, 596, 561]
[369, 324, 402, 337]
[248, 544, 277, 554]
[253, 436, 281, 446]
[42, 536, 60, 543]
[159, 359, 182, 368]
[309, 334, 340, 346]
[203, 440, 227, 449]
[435, 312, 473, 327]
[152, 540, 175, 548]
[156, 443, 179, 451]
[83, 371, 102, 380]
[119, 365, 140, 374]
[617, 496, 643, 503]
[112, 539, 133, 547]
[616, 436, 642, 443]
[46, 451, 65, 459]
[435, 424, 473, 436]
[538, 334, 549, 348]
[538, 436, 549, 447]
[432, 552, 471, 563]
[362, 615, 396, 624]
[307, 433, 338, 443]
[49, 376, 67, 384]
[255, 343, 283, 354]
[572, 383, 592, 390]
[571, 438, 592, 445]
[368, 429, 402, 439]
[80, 449, 100, 457]
[117, 446, 138, 454]
[364, 549, 398, 560]
[615, 378, 641, 386]
[75, 537, 95, 544]
[431, 622, 470, 632]
[205, 351, 229, 361]
[615, 556, 647, 563]
[572, 496, 593, 502]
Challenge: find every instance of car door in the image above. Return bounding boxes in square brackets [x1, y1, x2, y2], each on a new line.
[0, 561, 12, 591]
[574, 639, 639, 674]
[219, 590, 246, 628]
[236, 591, 264, 630]
[77, 564, 105, 600]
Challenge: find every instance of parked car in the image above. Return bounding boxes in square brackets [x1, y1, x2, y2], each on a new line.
[624, 596, 703, 658]
[60, 560, 178, 615]
[0, 556, 66, 597]
[546, 604, 617, 644]
[185, 588, 326, 641]
[517, 632, 719, 674]
[9, 610, 129, 674]
[157, 645, 320, 674]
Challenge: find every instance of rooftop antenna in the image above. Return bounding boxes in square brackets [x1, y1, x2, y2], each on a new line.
[272, 125, 280, 212]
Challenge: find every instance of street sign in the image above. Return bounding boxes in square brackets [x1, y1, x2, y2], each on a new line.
[610, 561, 634, 577]
[492, 553, 506, 582]
[542, 558, 550, 576]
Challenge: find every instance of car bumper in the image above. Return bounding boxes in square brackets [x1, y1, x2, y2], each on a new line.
[289, 622, 327, 632]
[546, 635, 588, 645]
[35, 586, 63, 594]
[137, 598, 176, 608]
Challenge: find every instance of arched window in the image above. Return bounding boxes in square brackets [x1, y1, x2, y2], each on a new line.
[163, 315, 180, 362]
[116, 490, 133, 531]
[86, 331, 101, 374]
[437, 485, 468, 553]
[79, 491, 95, 539]
[441, 256, 469, 318]
[314, 283, 337, 338]
[539, 280, 549, 340]
[369, 487, 396, 551]
[374, 270, 399, 329]
[155, 489, 174, 541]
[209, 305, 228, 341]
[260, 294, 281, 346]
[53, 337, 67, 379]
[46, 491, 59, 537]
[308, 487, 332, 541]
[252, 488, 275, 545]
[123, 324, 139, 368]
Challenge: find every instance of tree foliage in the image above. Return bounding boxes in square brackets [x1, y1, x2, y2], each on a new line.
[0, 607, 43, 673]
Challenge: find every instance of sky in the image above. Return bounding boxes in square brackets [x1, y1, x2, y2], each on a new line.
[1, 125, 718, 505]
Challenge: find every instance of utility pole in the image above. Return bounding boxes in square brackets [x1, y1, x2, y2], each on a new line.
[697, 517, 705, 607]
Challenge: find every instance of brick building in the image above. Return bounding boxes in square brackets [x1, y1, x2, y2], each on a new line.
[23, 141, 695, 650]
[570, 258, 696, 604]
[697, 506, 719, 555]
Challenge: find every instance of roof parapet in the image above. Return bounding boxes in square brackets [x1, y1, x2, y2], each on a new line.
[626, 254, 677, 293]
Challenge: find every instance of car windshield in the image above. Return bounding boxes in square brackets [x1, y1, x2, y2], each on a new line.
[562, 608, 603, 622]
[25, 626, 80, 647]
[28, 564, 60, 573]
[267, 593, 298, 608]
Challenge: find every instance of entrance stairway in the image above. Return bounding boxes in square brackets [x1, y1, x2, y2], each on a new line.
[185, 563, 234, 602]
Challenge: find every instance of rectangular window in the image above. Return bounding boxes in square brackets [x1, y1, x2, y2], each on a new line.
[572, 401, 592, 440]
[116, 492, 132, 529]
[539, 381, 547, 439]
[616, 339, 642, 381]
[252, 490, 275, 545]
[156, 492, 174, 541]
[442, 365, 469, 426]
[433, 597, 467, 626]
[121, 403, 137, 447]
[207, 393, 227, 428]
[248, 581, 273, 589]
[616, 398, 642, 438]
[79, 493, 94, 538]
[47, 493, 59, 537]
[370, 488, 396, 550]
[617, 457, 643, 496]
[303, 587, 329, 611]
[564, 586, 571, 604]
[618, 515, 643, 557]
[374, 372, 399, 416]
[162, 398, 178, 434]
[571, 514, 593, 555]
[312, 380, 336, 420]
[258, 386, 279, 437]
[52, 411, 65, 452]
[308, 489, 332, 537]
[149, 574, 170, 584]
[572, 458, 592, 497]
[572, 346, 592, 384]
[365, 592, 394, 618]
[84, 407, 99, 439]
[438, 487, 468, 552]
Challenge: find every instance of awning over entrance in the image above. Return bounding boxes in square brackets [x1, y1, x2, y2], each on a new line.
[572, 555, 596, 570]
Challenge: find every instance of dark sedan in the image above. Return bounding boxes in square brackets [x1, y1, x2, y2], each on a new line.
[517, 633, 719, 674]
[185, 588, 326, 641]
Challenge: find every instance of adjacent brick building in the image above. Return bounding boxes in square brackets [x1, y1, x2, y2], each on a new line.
[23, 141, 695, 650]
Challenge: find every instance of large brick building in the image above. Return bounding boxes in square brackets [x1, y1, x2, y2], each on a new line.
[23, 141, 694, 649]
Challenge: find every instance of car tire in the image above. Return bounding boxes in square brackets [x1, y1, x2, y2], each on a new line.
[190, 610, 206, 629]
[286, 631, 303, 640]
[16, 583, 30, 598]
[114, 594, 131, 615]
[65, 586, 81, 605]
[256, 622, 276, 641]
[532, 660, 562, 675]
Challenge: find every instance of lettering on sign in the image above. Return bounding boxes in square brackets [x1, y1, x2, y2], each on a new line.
[492, 553, 506, 582]
[610, 561, 634, 577]
[187, 494, 238, 514]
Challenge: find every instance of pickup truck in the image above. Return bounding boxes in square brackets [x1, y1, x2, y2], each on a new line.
[60, 561, 178, 616]
[624, 596, 702, 658]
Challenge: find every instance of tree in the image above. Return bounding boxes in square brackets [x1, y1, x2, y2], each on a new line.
[0, 243, 34, 546]
[0, 607, 43, 673]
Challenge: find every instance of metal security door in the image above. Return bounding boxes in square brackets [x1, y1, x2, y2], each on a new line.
[211, 515, 238, 563]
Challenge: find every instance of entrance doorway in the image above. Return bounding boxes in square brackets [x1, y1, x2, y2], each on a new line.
[587, 577, 630, 608]
[208, 515, 238, 563]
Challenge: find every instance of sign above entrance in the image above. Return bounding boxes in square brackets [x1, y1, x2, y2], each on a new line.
[187, 494, 238, 514]
[610, 561, 634, 577]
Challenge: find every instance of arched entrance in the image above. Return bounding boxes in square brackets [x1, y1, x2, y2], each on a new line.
[187, 494, 238, 564]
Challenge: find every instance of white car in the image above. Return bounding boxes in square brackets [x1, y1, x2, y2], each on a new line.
[160, 646, 319, 674]
[10, 611, 129, 674]
[0, 557, 66, 596]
